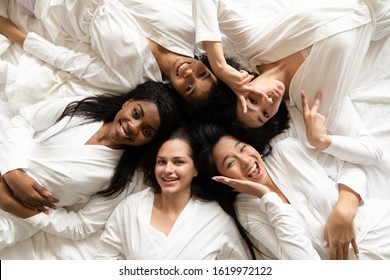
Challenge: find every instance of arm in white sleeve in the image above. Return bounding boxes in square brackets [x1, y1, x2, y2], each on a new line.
[322, 99, 383, 165]
[320, 154, 367, 205]
[95, 202, 127, 260]
[0, 96, 82, 174]
[236, 193, 321, 260]
[192, 0, 222, 48]
[23, 188, 129, 240]
[21, 171, 146, 240]
[23, 32, 133, 93]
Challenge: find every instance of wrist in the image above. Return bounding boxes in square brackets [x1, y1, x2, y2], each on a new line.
[314, 135, 332, 150]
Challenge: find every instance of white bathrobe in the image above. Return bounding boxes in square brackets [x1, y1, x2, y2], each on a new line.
[22, 0, 197, 93]
[193, 0, 389, 164]
[96, 187, 250, 260]
[0, 96, 141, 249]
[236, 138, 390, 260]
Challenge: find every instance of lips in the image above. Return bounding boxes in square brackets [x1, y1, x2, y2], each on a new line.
[161, 177, 179, 186]
[246, 162, 261, 178]
[118, 121, 134, 141]
[177, 62, 191, 76]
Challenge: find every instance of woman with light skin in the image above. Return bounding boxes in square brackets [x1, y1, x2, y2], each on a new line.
[192, 0, 388, 164]
[193, 124, 390, 260]
[96, 127, 250, 260]
[0, 81, 182, 249]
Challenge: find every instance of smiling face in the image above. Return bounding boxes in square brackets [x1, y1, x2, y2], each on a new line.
[170, 57, 218, 102]
[212, 135, 268, 184]
[155, 138, 198, 195]
[236, 76, 285, 128]
[110, 99, 160, 146]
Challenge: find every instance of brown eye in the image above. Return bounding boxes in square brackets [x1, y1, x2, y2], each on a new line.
[186, 84, 193, 92]
[132, 108, 140, 119]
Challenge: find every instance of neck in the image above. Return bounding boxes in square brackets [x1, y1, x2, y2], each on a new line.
[154, 190, 191, 214]
[148, 39, 178, 78]
[87, 123, 124, 149]
[257, 51, 305, 98]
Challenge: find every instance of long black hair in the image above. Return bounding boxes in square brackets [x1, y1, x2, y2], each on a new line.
[58, 81, 183, 196]
[188, 123, 272, 260]
[181, 54, 290, 154]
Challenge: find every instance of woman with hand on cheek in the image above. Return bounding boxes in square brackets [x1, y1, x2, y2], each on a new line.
[193, 124, 390, 260]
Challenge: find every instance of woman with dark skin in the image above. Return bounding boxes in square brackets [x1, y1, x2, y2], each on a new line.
[0, 81, 182, 249]
[0, 1, 220, 103]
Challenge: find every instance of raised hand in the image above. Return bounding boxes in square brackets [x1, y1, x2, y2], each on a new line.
[301, 90, 332, 150]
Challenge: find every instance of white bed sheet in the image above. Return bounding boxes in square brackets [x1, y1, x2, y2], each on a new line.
[0, 0, 389, 260]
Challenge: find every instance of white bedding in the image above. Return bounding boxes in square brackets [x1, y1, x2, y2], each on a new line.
[0, 0, 389, 260]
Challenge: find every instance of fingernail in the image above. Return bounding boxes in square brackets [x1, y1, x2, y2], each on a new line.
[355, 253, 359, 258]
[323, 240, 329, 248]
[224, 179, 230, 183]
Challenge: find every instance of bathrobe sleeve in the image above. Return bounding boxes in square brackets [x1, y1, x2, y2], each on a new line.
[0, 96, 83, 175]
[236, 192, 321, 260]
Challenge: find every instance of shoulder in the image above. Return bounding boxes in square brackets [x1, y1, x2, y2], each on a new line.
[116, 187, 151, 210]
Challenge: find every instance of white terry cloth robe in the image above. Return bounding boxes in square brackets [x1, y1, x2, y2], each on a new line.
[96, 188, 250, 260]
[22, 0, 197, 93]
[193, 0, 389, 165]
[236, 138, 390, 260]
[0, 96, 139, 249]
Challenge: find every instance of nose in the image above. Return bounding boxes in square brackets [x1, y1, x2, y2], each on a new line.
[239, 155, 252, 171]
[183, 66, 194, 78]
[163, 162, 174, 173]
[128, 120, 140, 136]
[262, 95, 273, 106]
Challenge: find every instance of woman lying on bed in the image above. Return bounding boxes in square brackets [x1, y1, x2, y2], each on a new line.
[192, 0, 388, 165]
[96, 126, 250, 260]
[192, 123, 390, 260]
[0, 0, 223, 105]
[0, 81, 181, 249]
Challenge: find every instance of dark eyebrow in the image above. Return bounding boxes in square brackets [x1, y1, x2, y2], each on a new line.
[221, 141, 240, 167]
[246, 104, 265, 124]
[138, 104, 145, 117]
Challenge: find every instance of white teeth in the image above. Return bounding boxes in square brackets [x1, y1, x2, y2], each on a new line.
[119, 124, 130, 139]
[247, 163, 257, 178]
[177, 63, 190, 75]
[250, 163, 256, 174]
[163, 178, 177, 182]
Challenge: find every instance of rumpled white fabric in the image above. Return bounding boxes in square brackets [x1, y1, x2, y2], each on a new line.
[0, 0, 389, 259]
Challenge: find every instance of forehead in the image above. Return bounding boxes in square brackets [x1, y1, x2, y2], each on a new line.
[158, 139, 191, 156]
[213, 136, 237, 156]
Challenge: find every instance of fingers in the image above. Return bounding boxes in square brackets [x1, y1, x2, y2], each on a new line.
[239, 95, 247, 114]
[301, 90, 322, 114]
[300, 90, 309, 114]
[351, 239, 359, 258]
[311, 91, 322, 112]
[33, 183, 59, 205]
[342, 243, 349, 260]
